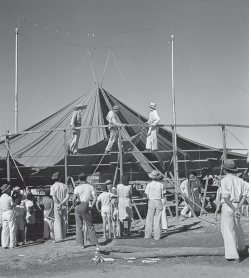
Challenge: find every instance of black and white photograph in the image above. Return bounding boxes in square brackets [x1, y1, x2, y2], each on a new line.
[0, 1, 249, 277]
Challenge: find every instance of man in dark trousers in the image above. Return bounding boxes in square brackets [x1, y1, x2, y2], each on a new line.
[70, 172, 98, 248]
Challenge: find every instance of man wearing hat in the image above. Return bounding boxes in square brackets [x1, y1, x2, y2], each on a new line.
[145, 102, 160, 151]
[144, 170, 164, 240]
[68, 104, 87, 155]
[105, 105, 124, 153]
[220, 159, 248, 262]
[180, 172, 201, 218]
[0, 184, 16, 248]
[70, 172, 98, 248]
[50, 172, 69, 242]
[105, 180, 113, 192]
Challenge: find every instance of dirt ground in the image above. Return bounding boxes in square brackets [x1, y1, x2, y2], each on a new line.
[0, 214, 249, 278]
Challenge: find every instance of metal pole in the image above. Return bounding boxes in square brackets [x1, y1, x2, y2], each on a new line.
[5, 132, 11, 183]
[118, 128, 123, 183]
[222, 125, 227, 162]
[171, 35, 179, 218]
[64, 130, 68, 184]
[15, 28, 19, 133]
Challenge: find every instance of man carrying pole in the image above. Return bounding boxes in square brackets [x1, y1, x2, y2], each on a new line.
[105, 105, 124, 153]
[68, 104, 87, 155]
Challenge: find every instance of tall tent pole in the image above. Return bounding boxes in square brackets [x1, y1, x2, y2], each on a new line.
[171, 35, 179, 219]
[118, 128, 123, 183]
[64, 130, 68, 184]
[15, 28, 19, 133]
[5, 132, 11, 184]
[222, 125, 227, 162]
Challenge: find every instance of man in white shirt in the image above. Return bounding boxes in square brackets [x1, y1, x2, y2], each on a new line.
[71, 172, 98, 248]
[105, 105, 124, 152]
[68, 104, 87, 155]
[220, 159, 248, 262]
[50, 172, 69, 242]
[0, 184, 15, 249]
[145, 102, 160, 151]
[144, 170, 164, 240]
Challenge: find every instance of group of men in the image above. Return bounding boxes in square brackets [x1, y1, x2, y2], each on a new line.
[68, 101, 161, 154]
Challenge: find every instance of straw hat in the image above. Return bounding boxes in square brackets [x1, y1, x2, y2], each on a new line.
[105, 179, 112, 185]
[1, 184, 10, 193]
[188, 174, 197, 181]
[78, 172, 86, 179]
[149, 102, 156, 109]
[74, 104, 87, 111]
[13, 186, 21, 192]
[148, 170, 161, 180]
[221, 159, 237, 172]
[51, 172, 61, 180]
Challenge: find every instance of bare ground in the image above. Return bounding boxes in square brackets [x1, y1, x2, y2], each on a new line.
[0, 214, 249, 278]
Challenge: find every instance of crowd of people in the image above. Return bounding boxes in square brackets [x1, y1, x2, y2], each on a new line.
[0, 159, 249, 263]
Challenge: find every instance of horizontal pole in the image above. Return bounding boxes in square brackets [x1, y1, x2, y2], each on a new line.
[0, 123, 248, 138]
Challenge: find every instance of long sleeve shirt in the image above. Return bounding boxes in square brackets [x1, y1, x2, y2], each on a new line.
[70, 111, 82, 127]
[147, 110, 160, 126]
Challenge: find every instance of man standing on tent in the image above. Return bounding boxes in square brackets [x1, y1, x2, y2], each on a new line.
[50, 172, 69, 242]
[180, 173, 201, 217]
[220, 159, 247, 262]
[105, 105, 124, 153]
[145, 102, 160, 151]
[68, 104, 87, 155]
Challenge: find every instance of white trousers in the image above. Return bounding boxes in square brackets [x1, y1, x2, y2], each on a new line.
[146, 126, 159, 151]
[69, 129, 81, 153]
[161, 205, 168, 230]
[221, 203, 246, 259]
[1, 210, 15, 248]
[43, 210, 54, 239]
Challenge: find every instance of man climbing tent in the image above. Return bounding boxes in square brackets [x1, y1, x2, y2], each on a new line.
[105, 105, 124, 153]
[68, 104, 87, 155]
[145, 102, 160, 151]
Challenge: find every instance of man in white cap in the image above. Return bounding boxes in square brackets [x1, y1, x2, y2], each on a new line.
[105, 105, 124, 153]
[145, 102, 160, 151]
[180, 172, 201, 218]
[68, 104, 87, 155]
[220, 159, 248, 262]
[50, 172, 69, 242]
[0, 184, 16, 249]
[144, 170, 164, 240]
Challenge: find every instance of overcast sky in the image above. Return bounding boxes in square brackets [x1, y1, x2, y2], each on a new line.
[0, 0, 249, 152]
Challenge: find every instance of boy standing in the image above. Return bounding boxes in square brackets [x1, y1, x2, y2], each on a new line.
[14, 194, 26, 245]
[96, 185, 112, 239]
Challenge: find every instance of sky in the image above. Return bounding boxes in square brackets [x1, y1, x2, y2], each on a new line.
[0, 0, 249, 153]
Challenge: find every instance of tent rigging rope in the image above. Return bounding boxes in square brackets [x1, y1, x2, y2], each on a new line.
[88, 49, 96, 85]
[100, 49, 111, 87]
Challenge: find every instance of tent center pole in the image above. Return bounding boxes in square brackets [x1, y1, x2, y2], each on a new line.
[64, 130, 68, 184]
[5, 131, 11, 184]
[118, 128, 123, 183]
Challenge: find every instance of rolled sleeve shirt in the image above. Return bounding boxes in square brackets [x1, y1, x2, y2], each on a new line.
[106, 111, 122, 127]
[73, 183, 96, 203]
[145, 181, 164, 200]
[0, 194, 14, 211]
[50, 182, 69, 203]
[221, 174, 248, 203]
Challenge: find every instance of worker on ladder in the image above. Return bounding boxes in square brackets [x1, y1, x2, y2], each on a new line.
[68, 104, 87, 155]
[105, 105, 125, 153]
[145, 102, 160, 151]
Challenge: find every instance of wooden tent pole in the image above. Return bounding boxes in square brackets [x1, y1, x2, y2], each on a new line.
[222, 125, 227, 162]
[64, 130, 68, 184]
[5, 131, 11, 184]
[200, 176, 209, 216]
[172, 126, 179, 219]
[118, 128, 123, 183]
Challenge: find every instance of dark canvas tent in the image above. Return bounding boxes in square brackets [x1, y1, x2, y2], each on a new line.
[0, 86, 248, 187]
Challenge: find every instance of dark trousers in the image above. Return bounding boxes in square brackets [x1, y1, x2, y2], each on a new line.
[75, 202, 98, 246]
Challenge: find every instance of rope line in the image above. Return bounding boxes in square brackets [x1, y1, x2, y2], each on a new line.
[88, 49, 96, 85]
[100, 49, 111, 87]
[226, 127, 248, 150]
